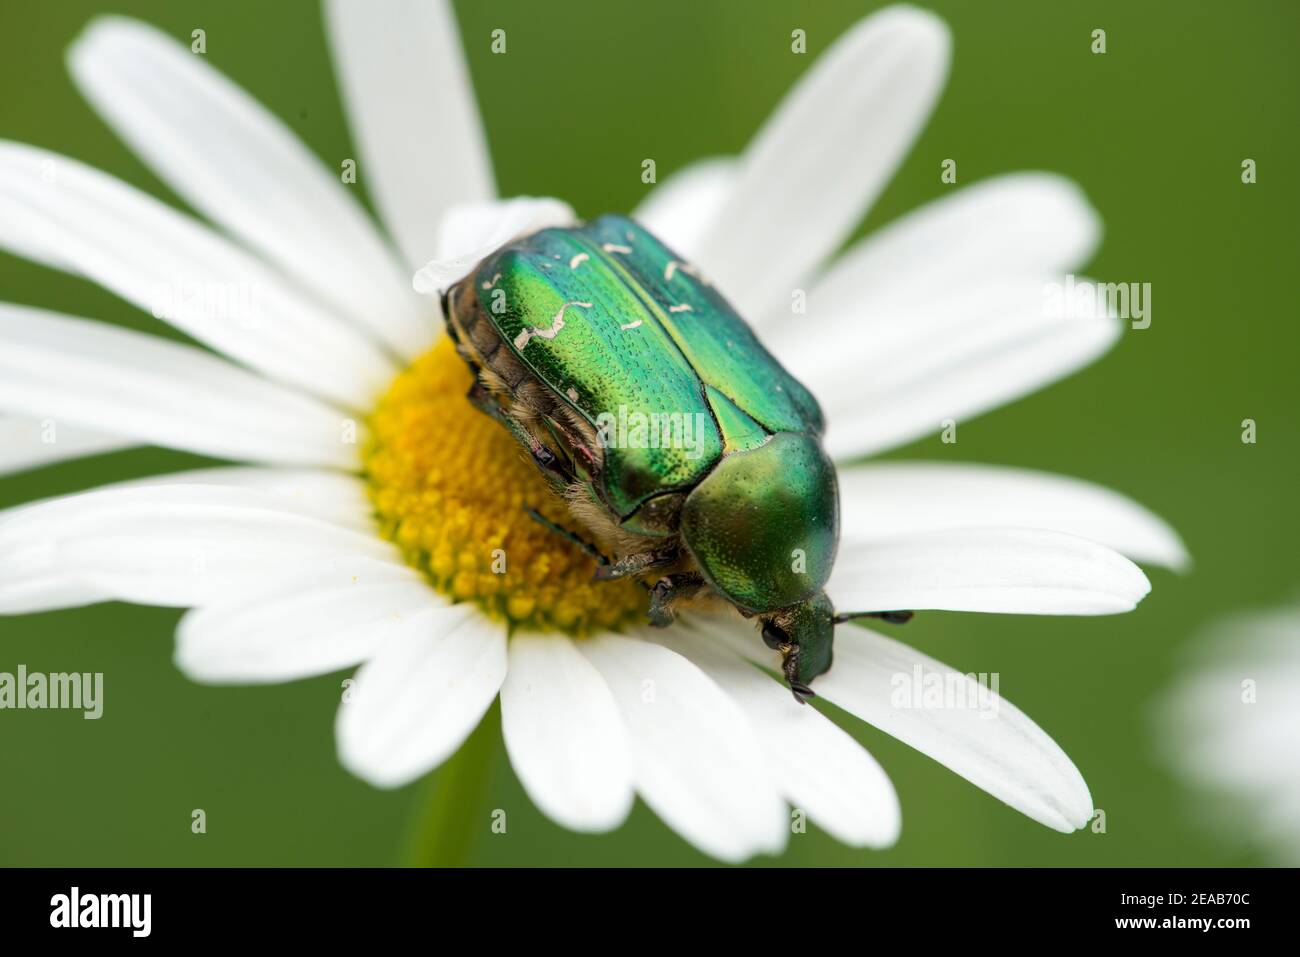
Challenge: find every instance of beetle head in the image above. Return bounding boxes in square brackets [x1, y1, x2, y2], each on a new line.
[761, 591, 835, 703]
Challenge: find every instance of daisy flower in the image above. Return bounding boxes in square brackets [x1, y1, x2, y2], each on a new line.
[0, 2, 1186, 862]
[1157, 601, 1300, 865]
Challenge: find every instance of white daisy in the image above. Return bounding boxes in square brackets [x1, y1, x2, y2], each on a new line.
[1157, 602, 1300, 864]
[0, 2, 1186, 862]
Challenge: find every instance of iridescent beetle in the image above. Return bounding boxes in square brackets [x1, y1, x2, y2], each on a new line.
[441, 214, 910, 701]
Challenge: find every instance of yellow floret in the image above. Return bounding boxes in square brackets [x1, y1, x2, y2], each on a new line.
[364, 337, 646, 636]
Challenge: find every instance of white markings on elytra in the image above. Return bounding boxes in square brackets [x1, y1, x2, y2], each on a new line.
[668, 303, 692, 313]
[664, 260, 692, 281]
[569, 252, 590, 270]
[620, 319, 643, 331]
[514, 300, 592, 351]
[602, 243, 633, 255]
[663, 259, 711, 287]
[481, 272, 502, 290]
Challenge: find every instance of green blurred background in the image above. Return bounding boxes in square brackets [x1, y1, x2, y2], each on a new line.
[0, 0, 1295, 866]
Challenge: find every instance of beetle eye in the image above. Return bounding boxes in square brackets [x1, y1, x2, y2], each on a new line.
[761, 621, 788, 650]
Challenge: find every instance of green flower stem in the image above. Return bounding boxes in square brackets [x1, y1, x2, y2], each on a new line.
[403, 701, 500, 867]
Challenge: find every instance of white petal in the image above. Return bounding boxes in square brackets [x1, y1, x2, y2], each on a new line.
[829, 628, 1094, 832]
[414, 197, 576, 293]
[0, 578, 107, 615]
[761, 172, 1101, 339]
[579, 633, 788, 862]
[1158, 608, 1300, 864]
[176, 559, 436, 684]
[813, 277, 1122, 460]
[0, 413, 132, 477]
[669, 624, 901, 848]
[336, 604, 507, 789]
[691, 6, 950, 318]
[68, 17, 430, 358]
[0, 303, 358, 467]
[829, 527, 1151, 616]
[632, 157, 736, 261]
[706, 618, 1094, 833]
[838, 461, 1188, 571]
[0, 484, 401, 613]
[500, 634, 635, 833]
[0, 194, 68, 272]
[123, 466, 375, 532]
[325, 0, 496, 273]
[0, 142, 395, 407]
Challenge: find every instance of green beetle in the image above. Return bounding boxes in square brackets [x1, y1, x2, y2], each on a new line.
[442, 214, 909, 700]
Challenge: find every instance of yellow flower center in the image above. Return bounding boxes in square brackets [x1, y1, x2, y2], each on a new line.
[364, 336, 647, 635]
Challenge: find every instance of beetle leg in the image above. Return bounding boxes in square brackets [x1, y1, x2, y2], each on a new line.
[833, 610, 914, 625]
[467, 382, 576, 485]
[540, 413, 602, 481]
[525, 508, 611, 568]
[464, 380, 514, 428]
[647, 572, 705, 627]
[593, 546, 680, 581]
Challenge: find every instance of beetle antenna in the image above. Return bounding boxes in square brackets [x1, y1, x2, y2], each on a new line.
[834, 610, 914, 625]
[524, 508, 611, 567]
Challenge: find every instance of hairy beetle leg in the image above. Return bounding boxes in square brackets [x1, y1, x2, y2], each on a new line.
[778, 644, 817, 704]
[467, 382, 577, 487]
[593, 546, 680, 581]
[525, 508, 611, 567]
[834, 610, 914, 625]
[647, 572, 705, 627]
